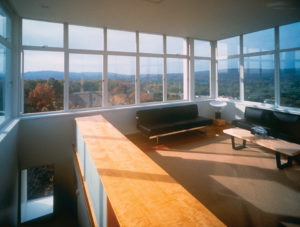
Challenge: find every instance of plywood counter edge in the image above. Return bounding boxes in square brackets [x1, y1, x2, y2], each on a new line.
[75, 115, 225, 227]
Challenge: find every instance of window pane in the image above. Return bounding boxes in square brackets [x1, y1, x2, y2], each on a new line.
[107, 29, 136, 52]
[280, 22, 300, 50]
[139, 33, 163, 54]
[167, 36, 185, 55]
[167, 58, 185, 100]
[244, 28, 274, 54]
[217, 36, 239, 57]
[244, 55, 274, 103]
[195, 60, 210, 97]
[140, 57, 163, 103]
[22, 19, 63, 47]
[280, 51, 300, 108]
[108, 56, 135, 105]
[24, 51, 64, 113]
[69, 25, 103, 50]
[69, 54, 103, 109]
[0, 7, 10, 40]
[218, 58, 240, 99]
[0, 44, 5, 119]
[194, 40, 211, 57]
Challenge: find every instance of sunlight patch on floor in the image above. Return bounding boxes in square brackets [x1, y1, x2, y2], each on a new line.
[211, 175, 300, 217]
[21, 196, 53, 223]
[155, 149, 276, 170]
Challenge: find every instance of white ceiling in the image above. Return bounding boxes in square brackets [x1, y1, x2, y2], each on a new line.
[8, 0, 300, 41]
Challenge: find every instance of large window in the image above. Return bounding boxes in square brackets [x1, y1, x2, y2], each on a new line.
[139, 33, 163, 54]
[280, 22, 300, 50]
[217, 37, 239, 57]
[69, 54, 103, 109]
[69, 25, 103, 50]
[244, 55, 274, 103]
[0, 44, 6, 118]
[279, 21, 300, 108]
[20, 18, 300, 114]
[23, 51, 64, 113]
[217, 37, 240, 99]
[107, 29, 136, 52]
[218, 58, 240, 99]
[243, 28, 274, 54]
[167, 58, 185, 101]
[280, 51, 300, 108]
[140, 57, 163, 103]
[108, 56, 135, 106]
[167, 36, 186, 55]
[0, 6, 11, 41]
[194, 60, 210, 97]
[0, 3, 11, 125]
[194, 40, 211, 57]
[22, 19, 63, 47]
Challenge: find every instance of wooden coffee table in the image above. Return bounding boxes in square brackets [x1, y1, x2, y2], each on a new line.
[223, 128, 300, 169]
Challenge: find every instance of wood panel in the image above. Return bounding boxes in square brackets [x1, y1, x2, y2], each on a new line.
[75, 115, 225, 227]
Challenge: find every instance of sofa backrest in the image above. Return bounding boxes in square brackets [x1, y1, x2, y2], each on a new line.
[244, 107, 300, 143]
[272, 111, 300, 142]
[244, 107, 274, 127]
[136, 104, 199, 125]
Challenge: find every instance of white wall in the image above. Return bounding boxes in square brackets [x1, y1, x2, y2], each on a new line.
[0, 120, 19, 227]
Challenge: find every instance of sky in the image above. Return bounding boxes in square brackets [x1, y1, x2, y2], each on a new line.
[22, 19, 300, 74]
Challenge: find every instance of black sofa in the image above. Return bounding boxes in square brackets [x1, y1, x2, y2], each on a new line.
[136, 104, 212, 140]
[232, 107, 300, 144]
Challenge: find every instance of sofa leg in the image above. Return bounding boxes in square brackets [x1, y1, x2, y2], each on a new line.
[276, 152, 293, 169]
[231, 136, 246, 150]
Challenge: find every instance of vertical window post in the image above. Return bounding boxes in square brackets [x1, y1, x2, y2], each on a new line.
[274, 26, 280, 107]
[136, 31, 140, 104]
[239, 34, 244, 102]
[163, 34, 167, 102]
[64, 23, 69, 111]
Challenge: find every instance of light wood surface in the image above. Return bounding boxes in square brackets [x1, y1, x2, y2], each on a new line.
[223, 128, 300, 156]
[75, 115, 225, 227]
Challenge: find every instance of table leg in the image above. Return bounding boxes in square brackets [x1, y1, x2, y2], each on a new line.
[231, 136, 246, 150]
[276, 152, 293, 169]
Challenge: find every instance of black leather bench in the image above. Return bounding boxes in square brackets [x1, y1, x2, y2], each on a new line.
[232, 107, 300, 145]
[232, 107, 300, 168]
[136, 104, 213, 142]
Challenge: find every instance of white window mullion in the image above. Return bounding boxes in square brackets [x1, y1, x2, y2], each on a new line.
[240, 35, 244, 101]
[274, 26, 280, 107]
[163, 34, 167, 102]
[189, 38, 195, 101]
[135, 31, 140, 104]
[211, 41, 217, 99]
[64, 23, 69, 111]
[183, 38, 189, 100]
[103, 27, 108, 107]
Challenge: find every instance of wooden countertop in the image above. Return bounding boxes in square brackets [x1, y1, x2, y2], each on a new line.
[75, 115, 225, 227]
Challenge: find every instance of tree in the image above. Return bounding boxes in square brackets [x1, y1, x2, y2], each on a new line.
[28, 82, 57, 112]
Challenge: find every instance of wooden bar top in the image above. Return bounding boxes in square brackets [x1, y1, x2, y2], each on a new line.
[75, 115, 225, 227]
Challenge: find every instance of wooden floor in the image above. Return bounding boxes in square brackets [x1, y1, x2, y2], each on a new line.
[127, 125, 300, 227]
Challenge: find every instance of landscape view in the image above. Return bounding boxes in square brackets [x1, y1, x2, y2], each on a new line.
[22, 66, 300, 113]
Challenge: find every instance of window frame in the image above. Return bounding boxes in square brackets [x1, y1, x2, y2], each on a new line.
[0, 1, 12, 127]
